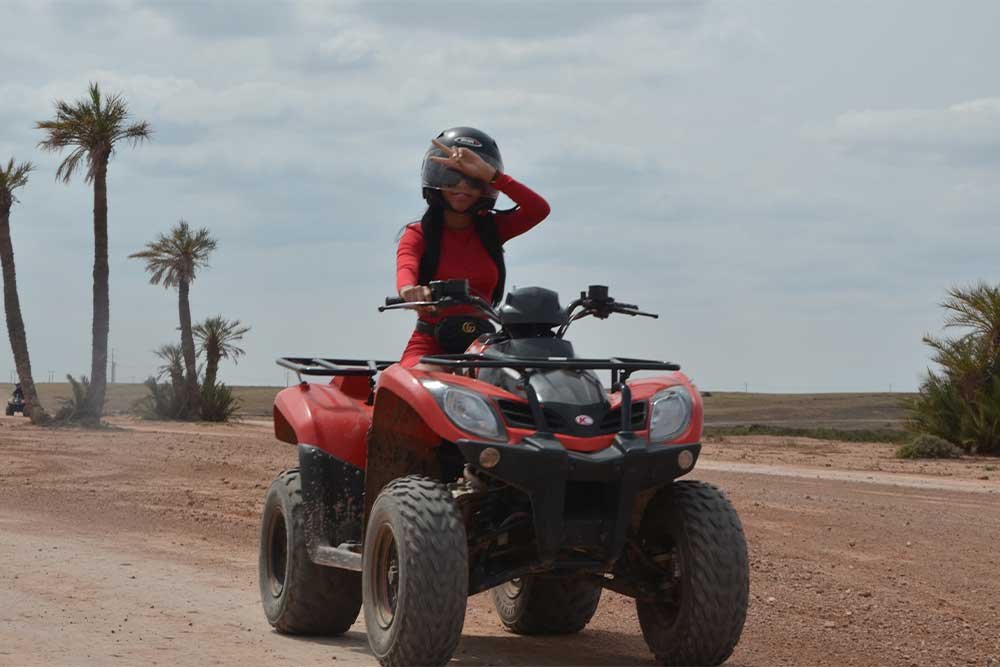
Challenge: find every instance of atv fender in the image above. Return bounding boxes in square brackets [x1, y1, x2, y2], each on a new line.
[273, 382, 372, 469]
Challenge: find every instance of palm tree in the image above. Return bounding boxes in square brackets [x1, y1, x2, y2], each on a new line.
[0, 159, 49, 424]
[36, 82, 151, 420]
[153, 343, 185, 389]
[910, 283, 1000, 454]
[130, 221, 217, 416]
[193, 316, 250, 391]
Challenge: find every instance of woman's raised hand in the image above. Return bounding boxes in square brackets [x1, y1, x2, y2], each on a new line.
[429, 139, 498, 183]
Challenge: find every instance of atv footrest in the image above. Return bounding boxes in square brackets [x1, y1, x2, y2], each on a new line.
[311, 543, 363, 571]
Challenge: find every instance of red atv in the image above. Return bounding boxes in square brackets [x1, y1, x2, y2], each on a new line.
[259, 281, 748, 666]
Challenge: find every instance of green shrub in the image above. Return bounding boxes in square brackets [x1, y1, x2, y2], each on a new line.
[896, 434, 963, 459]
[199, 382, 240, 422]
[907, 283, 1000, 455]
[132, 376, 190, 420]
[53, 374, 92, 423]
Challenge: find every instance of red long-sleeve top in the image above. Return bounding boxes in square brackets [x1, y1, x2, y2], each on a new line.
[395, 173, 550, 311]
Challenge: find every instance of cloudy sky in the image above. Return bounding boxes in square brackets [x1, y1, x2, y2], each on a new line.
[1, 0, 997, 392]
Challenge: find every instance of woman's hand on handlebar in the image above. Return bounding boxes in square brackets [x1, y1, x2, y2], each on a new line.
[399, 285, 436, 315]
[400, 285, 432, 303]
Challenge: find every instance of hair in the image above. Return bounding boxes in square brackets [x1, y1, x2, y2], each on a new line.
[413, 195, 506, 306]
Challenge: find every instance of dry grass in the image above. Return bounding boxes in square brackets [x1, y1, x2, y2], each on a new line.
[2, 382, 913, 427]
[702, 391, 912, 431]
[0, 382, 281, 417]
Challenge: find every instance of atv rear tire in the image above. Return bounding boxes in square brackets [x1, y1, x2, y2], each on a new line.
[491, 574, 602, 635]
[363, 475, 468, 667]
[258, 470, 362, 635]
[635, 481, 748, 666]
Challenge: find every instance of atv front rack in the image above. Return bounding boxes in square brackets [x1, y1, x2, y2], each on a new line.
[420, 352, 681, 434]
[276, 357, 396, 378]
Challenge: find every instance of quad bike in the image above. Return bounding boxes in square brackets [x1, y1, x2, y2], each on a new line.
[259, 281, 749, 666]
[5, 396, 27, 417]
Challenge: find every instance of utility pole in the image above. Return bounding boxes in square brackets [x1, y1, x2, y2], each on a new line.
[111, 348, 117, 384]
[48, 370, 54, 383]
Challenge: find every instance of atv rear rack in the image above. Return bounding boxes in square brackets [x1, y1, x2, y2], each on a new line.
[420, 353, 681, 435]
[276, 357, 396, 377]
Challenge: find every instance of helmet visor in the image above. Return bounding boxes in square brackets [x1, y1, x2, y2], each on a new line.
[421, 148, 503, 199]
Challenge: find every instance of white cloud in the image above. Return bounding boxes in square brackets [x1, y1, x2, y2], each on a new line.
[831, 98, 1000, 166]
[1, 1, 999, 393]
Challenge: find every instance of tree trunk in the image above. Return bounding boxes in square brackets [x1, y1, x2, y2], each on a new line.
[203, 344, 219, 394]
[0, 203, 48, 424]
[178, 279, 200, 417]
[85, 157, 110, 420]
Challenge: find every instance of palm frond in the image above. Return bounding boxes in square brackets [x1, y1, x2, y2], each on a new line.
[35, 81, 151, 184]
[0, 159, 35, 206]
[130, 220, 218, 288]
[193, 315, 251, 363]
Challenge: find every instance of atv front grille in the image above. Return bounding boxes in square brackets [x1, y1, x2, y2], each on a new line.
[496, 400, 647, 433]
[496, 400, 568, 430]
[601, 401, 648, 431]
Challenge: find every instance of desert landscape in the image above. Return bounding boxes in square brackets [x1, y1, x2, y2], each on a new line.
[2, 390, 998, 667]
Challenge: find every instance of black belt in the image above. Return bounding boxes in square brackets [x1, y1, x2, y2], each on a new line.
[414, 316, 496, 354]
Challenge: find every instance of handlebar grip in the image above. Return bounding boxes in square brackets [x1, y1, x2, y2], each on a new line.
[385, 296, 406, 306]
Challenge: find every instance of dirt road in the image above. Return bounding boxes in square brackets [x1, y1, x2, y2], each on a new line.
[1, 416, 998, 666]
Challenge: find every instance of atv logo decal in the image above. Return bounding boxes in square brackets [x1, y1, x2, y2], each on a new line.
[575, 415, 595, 426]
[454, 136, 482, 147]
[461, 321, 477, 333]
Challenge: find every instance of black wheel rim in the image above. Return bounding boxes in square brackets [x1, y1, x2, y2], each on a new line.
[370, 522, 400, 630]
[267, 507, 288, 597]
[652, 544, 682, 621]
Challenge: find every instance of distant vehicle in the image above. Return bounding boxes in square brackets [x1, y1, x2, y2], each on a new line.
[6, 395, 28, 417]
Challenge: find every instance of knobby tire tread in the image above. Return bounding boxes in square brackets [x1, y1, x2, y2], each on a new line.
[636, 480, 749, 666]
[364, 475, 468, 667]
[492, 575, 602, 635]
[259, 470, 362, 635]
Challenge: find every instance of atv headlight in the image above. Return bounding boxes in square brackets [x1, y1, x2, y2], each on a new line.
[649, 386, 692, 442]
[421, 380, 506, 442]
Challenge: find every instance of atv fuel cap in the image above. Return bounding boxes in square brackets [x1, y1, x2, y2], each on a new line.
[479, 447, 501, 469]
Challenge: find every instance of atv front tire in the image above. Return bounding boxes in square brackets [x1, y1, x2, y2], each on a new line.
[363, 475, 468, 667]
[491, 574, 602, 635]
[636, 481, 749, 666]
[258, 470, 362, 635]
[5, 404, 13, 416]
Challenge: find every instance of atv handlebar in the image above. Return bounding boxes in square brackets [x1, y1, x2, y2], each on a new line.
[379, 280, 500, 321]
[380, 281, 656, 336]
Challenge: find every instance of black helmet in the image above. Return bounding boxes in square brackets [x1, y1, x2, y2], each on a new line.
[421, 126, 504, 210]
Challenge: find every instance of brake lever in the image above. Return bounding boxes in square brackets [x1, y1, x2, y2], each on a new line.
[617, 307, 659, 319]
[378, 300, 440, 313]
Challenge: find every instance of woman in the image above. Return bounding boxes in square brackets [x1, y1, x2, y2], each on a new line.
[396, 127, 550, 369]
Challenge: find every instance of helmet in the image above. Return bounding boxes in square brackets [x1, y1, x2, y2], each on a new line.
[421, 127, 504, 211]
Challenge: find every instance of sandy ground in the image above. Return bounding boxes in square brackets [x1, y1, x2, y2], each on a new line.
[1, 415, 999, 667]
